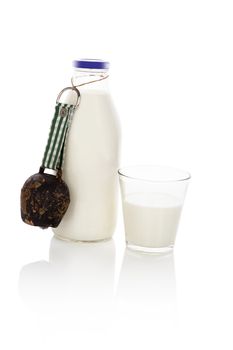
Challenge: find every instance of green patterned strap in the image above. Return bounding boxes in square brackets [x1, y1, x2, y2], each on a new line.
[42, 103, 75, 171]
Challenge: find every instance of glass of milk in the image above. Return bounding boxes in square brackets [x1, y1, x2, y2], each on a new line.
[118, 166, 190, 253]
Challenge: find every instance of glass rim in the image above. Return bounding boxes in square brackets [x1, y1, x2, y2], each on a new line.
[118, 165, 191, 183]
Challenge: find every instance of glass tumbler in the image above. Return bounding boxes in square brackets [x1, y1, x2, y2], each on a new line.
[118, 166, 190, 253]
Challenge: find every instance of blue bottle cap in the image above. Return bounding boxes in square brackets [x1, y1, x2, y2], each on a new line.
[72, 59, 110, 70]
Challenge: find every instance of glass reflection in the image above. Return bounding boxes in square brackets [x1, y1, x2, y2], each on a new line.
[117, 249, 176, 310]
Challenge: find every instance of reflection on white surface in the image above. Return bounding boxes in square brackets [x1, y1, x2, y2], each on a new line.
[114, 249, 177, 346]
[19, 237, 115, 312]
[117, 249, 176, 312]
[18, 237, 177, 345]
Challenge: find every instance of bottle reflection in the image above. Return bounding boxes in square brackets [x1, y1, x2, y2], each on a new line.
[19, 238, 115, 311]
[117, 249, 176, 310]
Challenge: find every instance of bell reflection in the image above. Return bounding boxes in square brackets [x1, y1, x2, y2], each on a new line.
[19, 238, 115, 310]
[117, 249, 176, 308]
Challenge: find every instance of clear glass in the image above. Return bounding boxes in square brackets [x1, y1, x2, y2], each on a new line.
[118, 166, 190, 253]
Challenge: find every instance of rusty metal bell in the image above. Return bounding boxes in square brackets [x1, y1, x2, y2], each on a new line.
[20, 167, 70, 229]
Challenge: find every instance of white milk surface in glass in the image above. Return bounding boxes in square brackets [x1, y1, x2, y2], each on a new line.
[123, 193, 182, 249]
[53, 90, 120, 241]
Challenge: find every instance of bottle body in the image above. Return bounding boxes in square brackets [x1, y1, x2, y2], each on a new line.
[53, 62, 120, 241]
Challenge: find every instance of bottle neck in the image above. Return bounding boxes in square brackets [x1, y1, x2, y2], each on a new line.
[72, 69, 109, 92]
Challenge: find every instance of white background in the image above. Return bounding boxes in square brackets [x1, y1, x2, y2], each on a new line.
[0, 0, 233, 349]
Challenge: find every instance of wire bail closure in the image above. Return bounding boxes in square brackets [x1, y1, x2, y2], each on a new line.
[71, 73, 109, 89]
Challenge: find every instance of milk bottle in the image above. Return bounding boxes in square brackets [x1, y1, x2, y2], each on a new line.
[53, 59, 120, 241]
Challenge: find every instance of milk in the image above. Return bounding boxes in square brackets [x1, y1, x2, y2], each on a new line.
[53, 89, 120, 241]
[122, 193, 182, 250]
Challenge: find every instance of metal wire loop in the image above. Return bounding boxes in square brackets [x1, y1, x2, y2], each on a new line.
[71, 74, 109, 88]
[56, 86, 81, 109]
